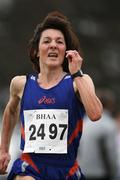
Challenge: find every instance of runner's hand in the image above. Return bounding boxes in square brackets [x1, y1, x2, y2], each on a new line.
[0, 149, 11, 175]
[66, 50, 83, 74]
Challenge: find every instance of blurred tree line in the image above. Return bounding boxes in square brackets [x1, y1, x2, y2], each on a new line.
[0, 0, 120, 108]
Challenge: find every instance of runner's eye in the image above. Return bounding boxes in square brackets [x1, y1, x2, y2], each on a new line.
[57, 41, 63, 44]
[44, 40, 50, 43]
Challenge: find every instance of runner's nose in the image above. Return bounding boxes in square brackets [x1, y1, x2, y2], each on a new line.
[50, 40, 57, 49]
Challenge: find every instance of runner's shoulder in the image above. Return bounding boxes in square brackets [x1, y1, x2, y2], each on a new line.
[10, 75, 26, 98]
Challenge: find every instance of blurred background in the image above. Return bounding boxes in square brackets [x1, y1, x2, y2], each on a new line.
[0, 0, 120, 179]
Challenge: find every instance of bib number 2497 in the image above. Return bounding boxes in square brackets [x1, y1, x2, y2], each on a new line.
[23, 109, 68, 154]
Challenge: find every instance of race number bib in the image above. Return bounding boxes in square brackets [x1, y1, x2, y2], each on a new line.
[23, 109, 68, 154]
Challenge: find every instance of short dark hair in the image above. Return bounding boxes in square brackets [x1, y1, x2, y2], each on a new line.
[28, 11, 81, 73]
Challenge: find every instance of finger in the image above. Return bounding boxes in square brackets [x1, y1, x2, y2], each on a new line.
[4, 153, 11, 165]
[73, 50, 78, 55]
[3, 158, 10, 168]
[66, 52, 76, 59]
[66, 50, 75, 54]
[66, 50, 78, 55]
[0, 159, 4, 169]
[66, 50, 79, 58]
[70, 50, 82, 59]
[0, 160, 9, 173]
[0, 163, 7, 174]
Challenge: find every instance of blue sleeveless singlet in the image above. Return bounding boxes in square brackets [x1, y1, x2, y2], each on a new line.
[20, 74, 85, 167]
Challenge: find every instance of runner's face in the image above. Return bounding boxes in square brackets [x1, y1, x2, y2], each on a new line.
[38, 29, 66, 69]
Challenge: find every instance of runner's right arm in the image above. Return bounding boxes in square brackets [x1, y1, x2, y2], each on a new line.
[0, 76, 26, 174]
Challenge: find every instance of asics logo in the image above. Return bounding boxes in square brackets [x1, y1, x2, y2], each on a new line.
[38, 96, 55, 104]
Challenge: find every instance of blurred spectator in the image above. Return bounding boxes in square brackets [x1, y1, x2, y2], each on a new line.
[0, 119, 21, 179]
[77, 88, 118, 180]
[113, 107, 120, 179]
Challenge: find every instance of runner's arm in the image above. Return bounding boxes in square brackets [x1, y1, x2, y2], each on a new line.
[74, 74, 103, 121]
[0, 76, 25, 174]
